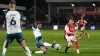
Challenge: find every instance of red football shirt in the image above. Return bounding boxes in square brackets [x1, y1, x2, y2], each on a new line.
[64, 24, 75, 36]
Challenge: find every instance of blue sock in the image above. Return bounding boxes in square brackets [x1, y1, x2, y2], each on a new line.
[2, 54, 5, 56]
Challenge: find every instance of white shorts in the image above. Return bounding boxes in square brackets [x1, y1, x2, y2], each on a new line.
[65, 35, 75, 42]
[81, 26, 85, 30]
[75, 26, 78, 30]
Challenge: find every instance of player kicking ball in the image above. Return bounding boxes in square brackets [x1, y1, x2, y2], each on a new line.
[31, 23, 56, 54]
[77, 15, 89, 39]
[64, 19, 80, 54]
[2, 0, 31, 56]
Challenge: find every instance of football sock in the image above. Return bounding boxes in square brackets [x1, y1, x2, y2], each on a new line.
[80, 33, 82, 38]
[82, 31, 87, 35]
[65, 46, 70, 52]
[74, 40, 80, 54]
[2, 41, 7, 56]
[77, 49, 80, 54]
[74, 40, 79, 49]
[43, 42, 52, 47]
[83, 31, 89, 38]
[24, 47, 32, 56]
[34, 51, 44, 54]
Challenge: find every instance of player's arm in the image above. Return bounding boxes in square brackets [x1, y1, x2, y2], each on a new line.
[20, 12, 26, 26]
[84, 20, 87, 24]
[77, 20, 79, 24]
[32, 23, 38, 30]
[2, 11, 7, 28]
[65, 26, 75, 34]
[21, 18, 36, 30]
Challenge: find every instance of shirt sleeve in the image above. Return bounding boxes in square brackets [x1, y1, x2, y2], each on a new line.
[77, 20, 79, 23]
[65, 25, 69, 33]
[32, 26, 37, 30]
[84, 20, 87, 24]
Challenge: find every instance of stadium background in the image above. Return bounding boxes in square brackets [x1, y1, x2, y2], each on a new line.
[0, 0, 100, 56]
[0, 0, 100, 30]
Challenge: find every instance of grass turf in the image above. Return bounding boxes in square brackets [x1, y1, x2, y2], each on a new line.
[0, 30, 100, 56]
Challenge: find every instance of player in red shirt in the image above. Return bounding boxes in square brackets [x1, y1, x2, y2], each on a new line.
[75, 22, 79, 33]
[74, 21, 79, 38]
[78, 16, 89, 39]
[64, 19, 80, 54]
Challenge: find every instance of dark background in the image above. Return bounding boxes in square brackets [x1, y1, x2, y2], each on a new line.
[0, 0, 47, 10]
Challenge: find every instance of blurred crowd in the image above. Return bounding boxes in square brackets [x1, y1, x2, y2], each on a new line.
[0, 13, 100, 29]
[50, 13, 100, 26]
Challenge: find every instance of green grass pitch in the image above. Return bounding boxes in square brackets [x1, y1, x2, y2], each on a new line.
[0, 30, 100, 56]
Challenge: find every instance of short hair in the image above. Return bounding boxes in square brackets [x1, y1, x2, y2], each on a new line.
[9, 0, 16, 4]
[37, 23, 42, 25]
[69, 18, 74, 21]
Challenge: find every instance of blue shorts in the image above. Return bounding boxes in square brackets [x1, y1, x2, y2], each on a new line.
[35, 36, 43, 48]
[6, 33, 24, 43]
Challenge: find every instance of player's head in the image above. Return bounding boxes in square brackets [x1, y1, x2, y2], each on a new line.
[9, 0, 16, 10]
[69, 19, 74, 24]
[81, 15, 84, 20]
[37, 23, 42, 29]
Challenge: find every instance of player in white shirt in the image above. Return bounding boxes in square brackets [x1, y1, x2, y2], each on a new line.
[31, 23, 56, 54]
[2, 0, 31, 56]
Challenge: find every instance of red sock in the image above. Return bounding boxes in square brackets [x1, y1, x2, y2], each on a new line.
[74, 41, 79, 49]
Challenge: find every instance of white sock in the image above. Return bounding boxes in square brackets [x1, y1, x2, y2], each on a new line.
[2, 41, 7, 55]
[34, 51, 44, 54]
[24, 47, 32, 56]
[43, 42, 52, 47]
[77, 49, 80, 54]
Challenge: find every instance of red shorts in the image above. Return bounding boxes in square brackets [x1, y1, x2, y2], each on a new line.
[80, 25, 84, 28]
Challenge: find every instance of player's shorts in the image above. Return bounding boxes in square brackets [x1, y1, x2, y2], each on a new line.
[35, 36, 43, 48]
[65, 35, 75, 42]
[75, 26, 78, 30]
[6, 33, 24, 43]
[80, 26, 85, 30]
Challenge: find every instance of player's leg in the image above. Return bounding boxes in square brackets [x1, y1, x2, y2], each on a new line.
[2, 34, 14, 56]
[81, 26, 89, 38]
[78, 26, 83, 39]
[43, 40, 56, 48]
[16, 33, 31, 56]
[65, 41, 72, 53]
[20, 40, 32, 56]
[32, 36, 47, 54]
[64, 36, 72, 53]
[78, 31, 82, 39]
[2, 40, 9, 56]
[75, 29, 79, 38]
[43, 42, 52, 47]
[79, 26, 85, 39]
[72, 36, 80, 54]
[34, 46, 47, 54]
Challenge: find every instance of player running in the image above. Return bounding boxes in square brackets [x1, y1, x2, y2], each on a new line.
[64, 19, 80, 54]
[74, 21, 79, 38]
[77, 15, 89, 39]
[2, 0, 31, 56]
[31, 23, 56, 54]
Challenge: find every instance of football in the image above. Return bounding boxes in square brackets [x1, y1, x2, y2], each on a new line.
[54, 44, 61, 50]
